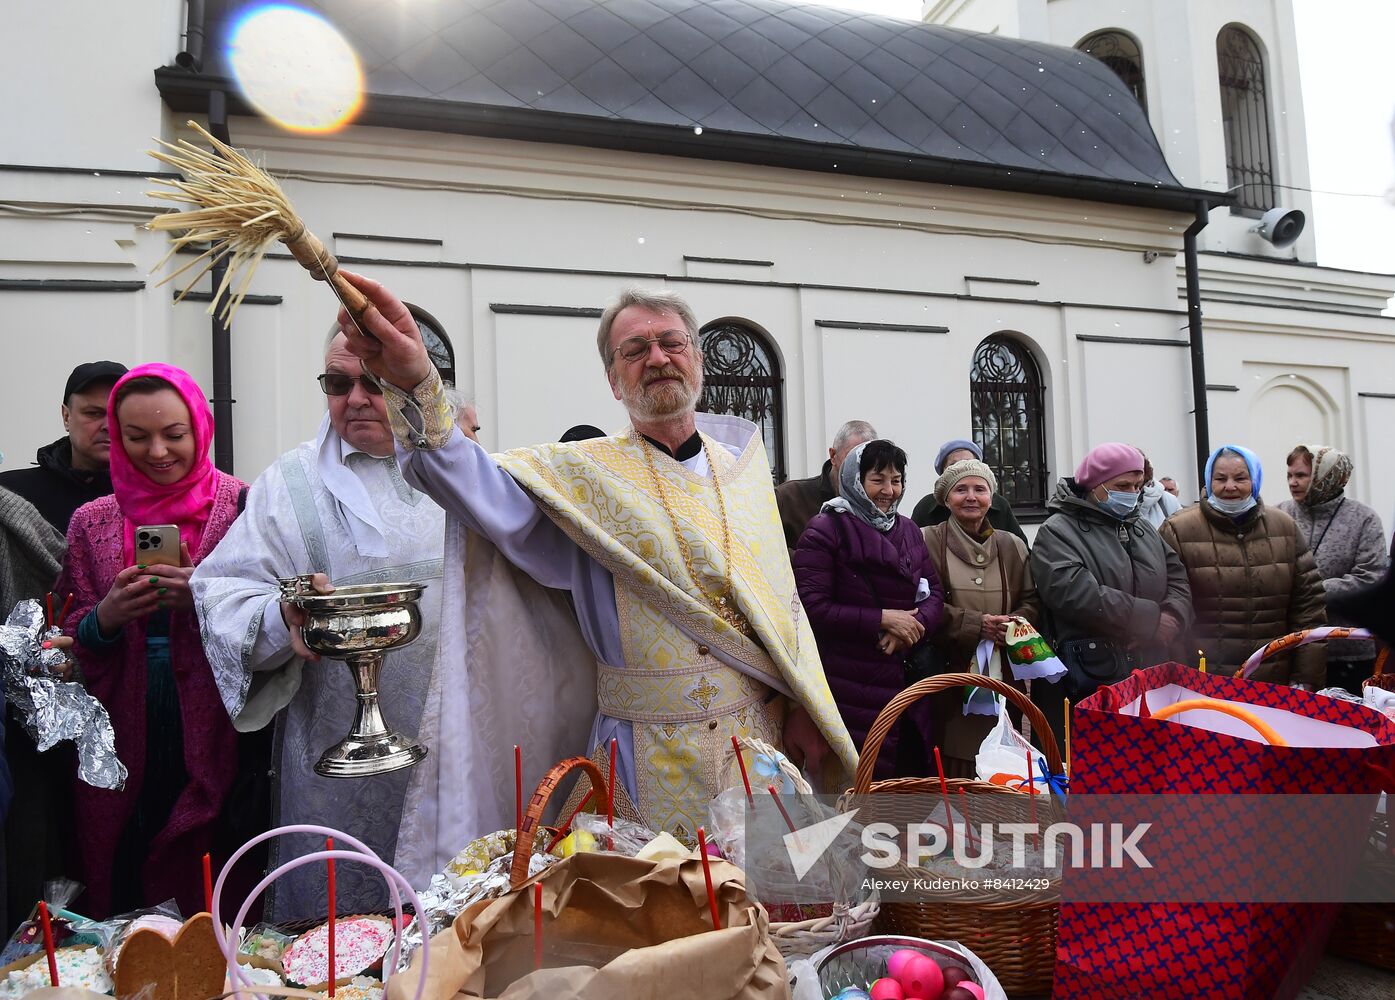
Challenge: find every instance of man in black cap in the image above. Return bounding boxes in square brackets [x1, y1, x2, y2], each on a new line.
[0, 360, 128, 533]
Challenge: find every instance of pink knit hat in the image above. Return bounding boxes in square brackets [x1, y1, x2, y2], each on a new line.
[1075, 443, 1144, 490]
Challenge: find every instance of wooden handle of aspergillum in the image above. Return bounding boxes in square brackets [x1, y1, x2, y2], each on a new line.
[281, 227, 371, 323]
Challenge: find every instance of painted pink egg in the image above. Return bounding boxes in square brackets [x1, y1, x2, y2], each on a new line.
[945, 984, 985, 1000]
[895, 954, 943, 999]
[886, 949, 922, 981]
[870, 977, 905, 1000]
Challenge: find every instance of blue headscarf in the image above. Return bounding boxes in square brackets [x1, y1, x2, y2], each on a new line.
[935, 438, 981, 474]
[1204, 444, 1262, 498]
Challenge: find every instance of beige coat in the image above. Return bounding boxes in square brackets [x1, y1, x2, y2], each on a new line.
[922, 519, 1042, 776]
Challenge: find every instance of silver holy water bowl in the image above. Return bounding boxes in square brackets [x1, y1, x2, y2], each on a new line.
[278, 575, 428, 778]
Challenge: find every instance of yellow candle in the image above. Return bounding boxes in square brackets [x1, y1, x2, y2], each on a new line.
[1198, 652, 1207, 674]
[1064, 697, 1072, 777]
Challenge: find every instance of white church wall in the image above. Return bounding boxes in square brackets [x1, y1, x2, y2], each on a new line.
[933, 0, 1318, 263]
[3, 0, 183, 172]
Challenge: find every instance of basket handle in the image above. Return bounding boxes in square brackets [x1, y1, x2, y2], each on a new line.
[1239, 627, 1373, 678]
[511, 755, 610, 889]
[851, 672, 1063, 795]
[1150, 698, 1288, 745]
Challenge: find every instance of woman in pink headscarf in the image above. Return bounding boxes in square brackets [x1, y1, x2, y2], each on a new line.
[57, 364, 247, 917]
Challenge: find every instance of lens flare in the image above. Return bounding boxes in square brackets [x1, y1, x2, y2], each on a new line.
[228, 4, 363, 133]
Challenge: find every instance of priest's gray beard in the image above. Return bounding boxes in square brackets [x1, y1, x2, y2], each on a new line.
[620, 364, 704, 423]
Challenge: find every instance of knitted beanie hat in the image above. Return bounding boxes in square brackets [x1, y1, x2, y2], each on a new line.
[1075, 443, 1144, 491]
[934, 459, 998, 505]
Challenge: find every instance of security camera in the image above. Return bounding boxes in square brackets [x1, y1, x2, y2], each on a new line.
[1252, 207, 1306, 249]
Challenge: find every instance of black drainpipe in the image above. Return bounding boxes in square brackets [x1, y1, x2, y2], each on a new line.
[207, 90, 236, 473]
[1183, 200, 1211, 492]
[175, 0, 206, 71]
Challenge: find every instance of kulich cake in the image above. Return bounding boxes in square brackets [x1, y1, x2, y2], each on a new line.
[319, 974, 383, 1000]
[281, 915, 394, 988]
[105, 913, 184, 977]
[0, 945, 112, 997]
[230, 964, 285, 989]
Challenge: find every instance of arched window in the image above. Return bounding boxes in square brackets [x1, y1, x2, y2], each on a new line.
[1078, 30, 1146, 110]
[408, 304, 456, 386]
[698, 320, 785, 482]
[1217, 25, 1276, 215]
[970, 335, 1048, 511]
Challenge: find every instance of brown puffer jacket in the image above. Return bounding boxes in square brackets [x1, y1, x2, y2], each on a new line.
[1158, 499, 1326, 684]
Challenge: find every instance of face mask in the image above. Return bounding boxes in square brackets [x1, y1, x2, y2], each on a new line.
[1209, 493, 1257, 516]
[1097, 490, 1139, 519]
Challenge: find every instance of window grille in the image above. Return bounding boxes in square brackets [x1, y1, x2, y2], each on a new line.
[698, 322, 785, 482]
[408, 306, 455, 386]
[970, 335, 1048, 511]
[1217, 25, 1277, 215]
[1078, 30, 1146, 110]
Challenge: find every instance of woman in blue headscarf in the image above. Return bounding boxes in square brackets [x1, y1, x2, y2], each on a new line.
[1159, 445, 1327, 685]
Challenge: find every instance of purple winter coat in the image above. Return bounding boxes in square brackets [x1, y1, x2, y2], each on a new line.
[794, 510, 944, 779]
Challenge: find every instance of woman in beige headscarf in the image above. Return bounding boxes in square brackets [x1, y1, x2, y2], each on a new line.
[922, 459, 1041, 777]
[1280, 444, 1389, 693]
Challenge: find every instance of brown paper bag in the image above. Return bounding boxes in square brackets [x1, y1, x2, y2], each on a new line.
[387, 853, 789, 1000]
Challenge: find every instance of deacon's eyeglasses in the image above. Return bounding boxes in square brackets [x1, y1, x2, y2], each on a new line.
[611, 331, 692, 364]
[318, 373, 383, 396]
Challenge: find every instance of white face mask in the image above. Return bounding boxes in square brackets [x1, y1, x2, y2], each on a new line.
[1209, 493, 1257, 516]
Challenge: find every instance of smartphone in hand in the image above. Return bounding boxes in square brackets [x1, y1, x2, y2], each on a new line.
[135, 524, 181, 566]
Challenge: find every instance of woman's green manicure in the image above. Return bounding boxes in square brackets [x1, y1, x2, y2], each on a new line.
[158, 587, 168, 594]
[149, 576, 159, 584]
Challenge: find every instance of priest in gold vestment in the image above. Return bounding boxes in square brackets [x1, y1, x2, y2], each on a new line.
[335, 272, 855, 844]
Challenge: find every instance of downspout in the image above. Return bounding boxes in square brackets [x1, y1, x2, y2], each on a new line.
[1183, 200, 1210, 491]
[207, 90, 236, 473]
[175, 0, 205, 71]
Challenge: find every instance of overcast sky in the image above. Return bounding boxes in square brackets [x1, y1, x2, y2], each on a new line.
[797, 0, 1395, 277]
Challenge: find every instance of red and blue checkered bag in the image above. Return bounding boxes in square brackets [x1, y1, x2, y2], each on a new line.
[1054, 661, 1395, 999]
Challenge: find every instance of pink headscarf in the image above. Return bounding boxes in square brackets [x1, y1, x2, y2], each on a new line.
[107, 363, 219, 564]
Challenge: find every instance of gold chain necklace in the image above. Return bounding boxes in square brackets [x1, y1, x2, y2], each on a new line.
[641, 437, 752, 637]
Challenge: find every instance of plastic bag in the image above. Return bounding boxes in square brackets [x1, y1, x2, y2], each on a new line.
[0, 880, 95, 967]
[974, 699, 1036, 786]
[568, 813, 660, 858]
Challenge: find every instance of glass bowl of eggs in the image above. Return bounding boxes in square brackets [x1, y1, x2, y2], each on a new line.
[816, 935, 991, 1000]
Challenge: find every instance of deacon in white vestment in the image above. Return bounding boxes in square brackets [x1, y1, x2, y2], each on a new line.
[192, 336, 449, 920]
[335, 275, 856, 847]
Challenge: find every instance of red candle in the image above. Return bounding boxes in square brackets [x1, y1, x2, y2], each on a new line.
[730, 735, 754, 807]
[766, 784, 805, 852]
[933, 747, 954, 849]
[37, 901, 58, 987]
[957, 788, 976, 851]
[545, 788, 596, 853]
[533, 883, 544, 970]
[696, 827, 722, 930]
[326, 837, 337, 998]
[202, 852, 213, 913]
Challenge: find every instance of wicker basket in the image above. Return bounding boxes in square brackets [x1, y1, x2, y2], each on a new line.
[842, 672, 1064, 998]
[510, 755, 610, 890]
[719, 736, 879, 957]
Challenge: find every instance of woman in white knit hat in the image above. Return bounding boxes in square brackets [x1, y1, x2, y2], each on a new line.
[921, 459, 1041, 777]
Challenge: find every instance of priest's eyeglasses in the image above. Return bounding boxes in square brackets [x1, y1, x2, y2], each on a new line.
[318, 373, 383, 396]
[611, 331, 692, 363]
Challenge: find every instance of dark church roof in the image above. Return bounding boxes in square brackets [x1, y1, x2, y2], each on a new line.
[157, 0, 1222, 211]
